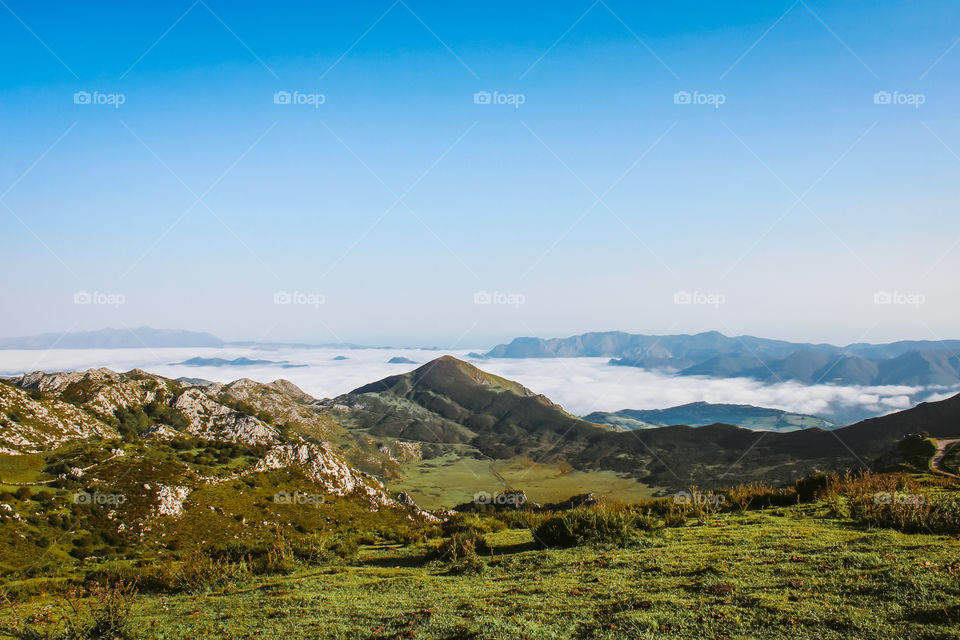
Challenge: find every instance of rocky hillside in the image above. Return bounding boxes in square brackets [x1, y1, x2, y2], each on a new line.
[0, 368, 412, 511]
[0, 381, 115, 454]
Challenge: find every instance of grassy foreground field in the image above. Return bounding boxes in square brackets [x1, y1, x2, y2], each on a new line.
[5, 496, 959, 640]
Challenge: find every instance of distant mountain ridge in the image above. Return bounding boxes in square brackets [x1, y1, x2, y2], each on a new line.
[486, 331, 960, 387]
[174, 357, 307, 368]
[0, 327, 224, 349]
[584, 402, 837, 432]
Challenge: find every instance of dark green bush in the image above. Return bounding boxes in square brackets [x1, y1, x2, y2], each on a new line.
[533, 507, 639, 548]
[796, 472, 831, 502]
[491, 510, 546, 530]
[429, 533, 489, 574]
[3, 581, 139, 639]
[136, 552, 251, 594]
[441, 513, 505, 537]
[142, 401, 189, 431]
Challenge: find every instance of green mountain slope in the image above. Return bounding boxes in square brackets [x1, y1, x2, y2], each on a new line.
[319, 356, 960, 494]
[319, 355, 611, 462]
[584, 402, 836, 432]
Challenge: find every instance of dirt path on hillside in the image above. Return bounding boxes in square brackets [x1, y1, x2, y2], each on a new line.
[929, 439, 960, 479]
[488, 459, 508, 487]
[11, 450, 127, 486]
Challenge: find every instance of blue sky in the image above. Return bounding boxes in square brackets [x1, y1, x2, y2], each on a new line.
[1, 0, 958, 347]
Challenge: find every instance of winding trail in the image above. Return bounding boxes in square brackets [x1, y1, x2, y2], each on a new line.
[488, 458, 508, 487]
[10, 449, 127, 486]
[929, 438, 960, 479]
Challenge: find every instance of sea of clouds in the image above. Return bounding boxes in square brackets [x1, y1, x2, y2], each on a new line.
[1, 347, 955, 425]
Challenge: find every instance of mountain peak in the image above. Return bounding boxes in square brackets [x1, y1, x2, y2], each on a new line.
[350, 355, 536, 398]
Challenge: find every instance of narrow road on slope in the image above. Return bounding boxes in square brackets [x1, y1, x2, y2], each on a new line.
[929, 438, 960, 479]
[488, 458, 508, 487]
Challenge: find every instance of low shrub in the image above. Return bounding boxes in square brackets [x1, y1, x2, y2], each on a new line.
[821, 471, 960, 534]
[137, 552, 251, 594]
[663, 511, 687, 528]
[491, 510, 546, 530]
[429, 533, 489, 574]
[721, 482, 796, 510]
[441, 513, 505, 537]
[1, 581, 139, 639]
[257, 532, 298, 575]
[532, 507, 638, 548]
[796, 472, 831, 502]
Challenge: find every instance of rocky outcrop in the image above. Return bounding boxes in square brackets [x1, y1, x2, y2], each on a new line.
[213, 378, 343, 441]
[0, 383, 116, 453]
[174, 388, 278, 445]
[14, 368, 162, 418]
[255, 442, 392, 504]
[377, 440, 423, 465]
[153, 484, 191, 517]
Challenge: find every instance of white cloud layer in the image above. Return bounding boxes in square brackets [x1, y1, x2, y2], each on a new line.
[0, 347, 954, 424]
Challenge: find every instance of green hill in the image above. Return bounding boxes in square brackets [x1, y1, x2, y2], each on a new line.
[318, 357, 960, 498]
[584, 402, 836, 432]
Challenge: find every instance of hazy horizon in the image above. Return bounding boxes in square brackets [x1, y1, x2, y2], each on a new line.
[4, 324, 960, 352]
